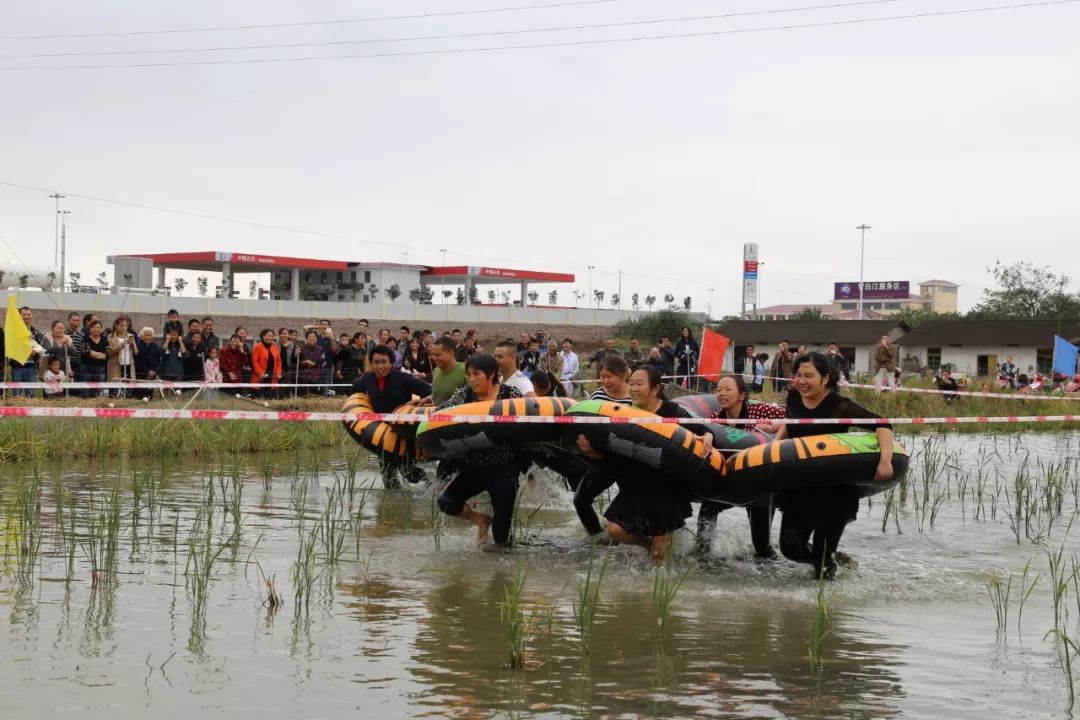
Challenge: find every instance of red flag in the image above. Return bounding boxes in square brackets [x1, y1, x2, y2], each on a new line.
[698, 328, 730, 383]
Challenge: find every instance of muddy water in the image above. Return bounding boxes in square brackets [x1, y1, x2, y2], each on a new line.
[2, 433, 1079, 718]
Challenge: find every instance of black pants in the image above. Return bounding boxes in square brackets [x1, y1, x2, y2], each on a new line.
[696, 500, 775, 556]
[777, 487, 859, 576]
[437, 462, 519, 545]
[573, 469, 616, 536]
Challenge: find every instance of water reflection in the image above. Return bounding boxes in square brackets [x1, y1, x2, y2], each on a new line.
[408, 571, 906, 718]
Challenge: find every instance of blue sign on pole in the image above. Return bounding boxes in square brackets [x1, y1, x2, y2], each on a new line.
[1052, 335, 1079, 377]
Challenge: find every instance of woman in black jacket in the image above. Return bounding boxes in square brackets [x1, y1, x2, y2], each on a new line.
[674, 325, 700, 388]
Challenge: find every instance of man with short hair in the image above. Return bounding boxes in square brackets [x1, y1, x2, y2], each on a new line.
[66, 312, 83, 381]
[8, 307, 46, 397]
[316, 321, 337, 395]
[624, 337, 646, 370]
[740, 345, 756, 387]
[873, 335, 896, 389]
[999, 355, 1018, 388]
[770, 340, 794, 392]
[451, 328, 463, 348]
[422, 337, 468, 405]
[455, 335, 476, 363]
[539, 339, 564, 378]
[398, 326, 411, 344]
[560, 338, 580, 396]
[496, 340, 535, 397]
[516, 332, 531, 355]
[589, 338, 620, 379]
[658, 336, 676, 373]
[201, 317, 220, 349]
[826, 342, 850, 382]
[183, 319, 203, 347]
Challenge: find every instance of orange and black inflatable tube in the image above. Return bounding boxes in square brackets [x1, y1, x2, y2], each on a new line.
[341, 392, 433, 461]
[415, 396, 575, 459]
[716, 433, 911, 504]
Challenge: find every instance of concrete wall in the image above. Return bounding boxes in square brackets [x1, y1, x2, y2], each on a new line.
[899, 344, 1047, 376]
[5, 291, 640, 344]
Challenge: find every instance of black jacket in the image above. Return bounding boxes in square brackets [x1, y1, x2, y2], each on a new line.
[351, 371, 432, 413]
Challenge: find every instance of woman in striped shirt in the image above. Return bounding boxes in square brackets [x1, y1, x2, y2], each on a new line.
[574, 355, 633, 539]
[695, 374, 787, 560]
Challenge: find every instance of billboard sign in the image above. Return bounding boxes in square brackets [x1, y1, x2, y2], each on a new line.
[742, 243, 759, 306]
[834, 280, 909, 301]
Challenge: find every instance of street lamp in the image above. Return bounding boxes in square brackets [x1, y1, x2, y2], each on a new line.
[707, 288, 715, 319]
[59, 210, 70, 291]
[587, 265, 595, 307]
[439, 248, 447, 303]
[856, 224, 871, 320]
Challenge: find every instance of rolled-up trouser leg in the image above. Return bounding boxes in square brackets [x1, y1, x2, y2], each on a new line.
[573, 469, 616, 536]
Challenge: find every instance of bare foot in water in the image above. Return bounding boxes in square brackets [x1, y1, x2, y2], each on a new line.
[476, 514, 493, 545]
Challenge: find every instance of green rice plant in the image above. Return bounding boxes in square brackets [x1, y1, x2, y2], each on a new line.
[428, 486, 444, 551]
[499, 563, 530, 670]
[290, 524, 320, 613]
[511, 484, 547, 546]
[880, 488, 902, 534]
[572, 544, 610, 656]
[809, 564, 830, 675]
[651, 561, 688, 637]
[1044, 628, 1078, 712]
[80, 488, 123, 588]
[8, 470, 44, 585]
[258, 454, 275, 490]
[986, 571, 1013, 634]
[316, 480, 348, 564]
[1017, 557, 1041, 634]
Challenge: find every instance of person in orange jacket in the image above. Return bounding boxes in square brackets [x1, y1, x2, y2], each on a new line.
[250, 328, 283, 399]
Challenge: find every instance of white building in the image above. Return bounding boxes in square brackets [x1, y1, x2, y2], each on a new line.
[897, 320, 1080, 377]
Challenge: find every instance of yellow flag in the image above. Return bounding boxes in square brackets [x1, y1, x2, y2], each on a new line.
[4, 295, 32, 365]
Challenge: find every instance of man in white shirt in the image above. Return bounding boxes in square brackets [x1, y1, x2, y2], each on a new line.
[560, 338, 580, 396]
[495, 340, 535, 397]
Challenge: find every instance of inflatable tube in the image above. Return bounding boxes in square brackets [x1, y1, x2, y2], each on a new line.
[341, 393, 433, 461]
[564, 399, 726, 498]
[673, 393, 722, 418]
[717, 433, 910, 504]
[672, 394, 777, 451]
[415, 396, 576, 459]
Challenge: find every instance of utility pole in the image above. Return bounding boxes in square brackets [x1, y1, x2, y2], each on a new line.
[439, 248, 447, 303]
[708, 288, 715, 319]
[617, 269, 623, 309]
[59, 210, 70, 291]
[856, 224, 871, 320]
[587, 265, 595, 308]
[50, 192, 65, 266]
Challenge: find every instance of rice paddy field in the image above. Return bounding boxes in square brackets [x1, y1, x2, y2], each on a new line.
[2, 429, 1080, 718]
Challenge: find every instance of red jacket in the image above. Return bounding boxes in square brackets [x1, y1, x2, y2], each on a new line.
[251, 342, 282, 385]
[219, 346, 247, 382]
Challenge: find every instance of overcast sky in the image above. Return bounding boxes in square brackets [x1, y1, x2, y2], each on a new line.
[1, 0, 1077, 314]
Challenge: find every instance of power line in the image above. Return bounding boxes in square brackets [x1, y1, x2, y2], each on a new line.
[1, 0, 1074, 70]
[0, 0, 629, 41]
[0, 180, 723, 289]
[0, 0, 906, 59]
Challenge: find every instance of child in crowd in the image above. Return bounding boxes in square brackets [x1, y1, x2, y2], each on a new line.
[43, 356, 67, 399]
[204, 346, 222, 401]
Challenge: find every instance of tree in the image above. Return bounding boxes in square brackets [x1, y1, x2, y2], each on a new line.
[387, 283, 402, 302]
[527, 290, 539, 305]
[500, 290, 511, 305]
[468, 285, 479, 304]
[792, 306, 822, 320]
[593, 290, 605, 307]
[971, 261, 1080, 319]
[487, 289, 497, 304]
[418, 286, 434, 303]
[682, 296, 692, 310]
[893, 307, 962, 328]
[663, 293, 675, 307]
[96, 271, 109, 290]
[455, 288, 466, 305]
[572, 290, 584, 307]
[67, 272, 80, 292]
[610, 294, 620, 308]
[19, 274, 29, 289]
[613, 309, 692, 345]
[248, 280, 258, 299]
[45, 272, 57, 291]
[408, 287, 422, 303]
[368, 285, 380, 301]
[442, 289, 454, 303]
[631, 293, 640, 310]
[548, 290, 558, 305]
[645, 295, 656, 310]
[197, 276, 209, 296]
[174, 278, 187, 295]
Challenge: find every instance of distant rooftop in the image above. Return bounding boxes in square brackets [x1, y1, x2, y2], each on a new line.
[919, 279, 961, 287]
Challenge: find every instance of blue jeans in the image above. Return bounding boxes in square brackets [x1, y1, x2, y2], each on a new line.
[81, 366, 107, 398]
[10, 366, 37, 398]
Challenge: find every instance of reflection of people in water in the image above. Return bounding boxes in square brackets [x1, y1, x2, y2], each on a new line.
[696, 374, 786, 559]
[577, 366, 711, 564]
[572, 355, 633, 541]
[774, 353, 894, 579]
[435, 354, 523, 548]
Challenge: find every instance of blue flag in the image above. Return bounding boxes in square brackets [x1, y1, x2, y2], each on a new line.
[1052, 335, 1079, 377]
